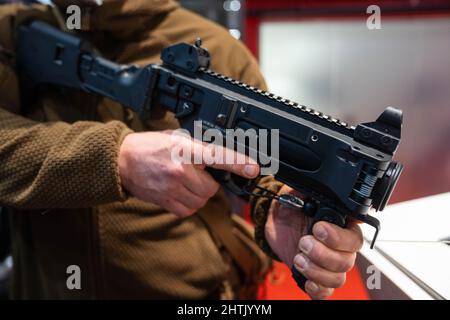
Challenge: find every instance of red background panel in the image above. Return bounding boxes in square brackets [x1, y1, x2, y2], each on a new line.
[259, 262, 369, 300]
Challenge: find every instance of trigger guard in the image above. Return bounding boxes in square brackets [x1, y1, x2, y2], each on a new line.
[222, 172, 255, 196]
[219, 172, 242, 195]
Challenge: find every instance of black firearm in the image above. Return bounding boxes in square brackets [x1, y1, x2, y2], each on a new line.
[16, 21, 403, 292]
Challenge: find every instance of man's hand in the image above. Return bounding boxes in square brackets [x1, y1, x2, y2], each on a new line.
[118, 130, 260, 217]
[265, 185, 363, 299]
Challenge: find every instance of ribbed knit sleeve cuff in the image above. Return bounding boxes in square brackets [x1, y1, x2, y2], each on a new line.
[0, 113, 134, 209]
[249, 176, 284, 262]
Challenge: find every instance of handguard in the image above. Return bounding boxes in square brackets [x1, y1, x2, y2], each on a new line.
[16, 21, 404, 293]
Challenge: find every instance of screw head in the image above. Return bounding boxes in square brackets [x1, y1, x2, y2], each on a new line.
[183, 86, 193, 98]
[216, 114, 227, 126]
[380, 136, 392, 146]
[195, 38, 202, 47]
[361, 128, 372, 138]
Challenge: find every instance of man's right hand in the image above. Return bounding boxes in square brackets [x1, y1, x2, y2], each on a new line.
[118, 130, 260, 217]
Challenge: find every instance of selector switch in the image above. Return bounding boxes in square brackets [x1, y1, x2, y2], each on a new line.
[175, 100, 194, 118]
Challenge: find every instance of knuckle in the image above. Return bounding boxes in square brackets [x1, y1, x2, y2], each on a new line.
[300, 267, 312, 280]
[333, 253, 356, 272]
[161, 165, 173, 178]
[201, 174, 219, 197]
[337, 256, 354, 273]
[301, 259, 315, 279]
[317, 288, 334, 300]
[346, 253, 356, 271]
[143, 178, 154, 190]
[192, 197, 206, 210]
[344, 260, 355, 273]
[308, 286, 328, 300]
[199, 197, 209, 208]
[199, 188, 212, 199]
[170, 165, 185, 179]
[166, 182, 179, 194]
[177, 207, 191, 218]
[163, 181, 178, 195]
[208, 182, 220, 197]
[308, 239, 324, 262]
[306, 280, 333, 300]
[308, 292, 322, 300]
[185, 207, 196, 216]
[159, 182, 171, 193]
[356, 232, 364, 251]
[333, 273, 346, 288]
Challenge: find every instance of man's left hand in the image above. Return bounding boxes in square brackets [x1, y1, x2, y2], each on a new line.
[265, 185, 364, 299]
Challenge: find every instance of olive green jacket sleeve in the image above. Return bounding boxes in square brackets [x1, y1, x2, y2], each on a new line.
[0, 4, 133, 209]
[0, 106, 132, 209]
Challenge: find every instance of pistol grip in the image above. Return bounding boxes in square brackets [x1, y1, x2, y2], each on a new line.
[291, 206, 347, 293]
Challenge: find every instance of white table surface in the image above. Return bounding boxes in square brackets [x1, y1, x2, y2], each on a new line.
[360, 192, 450, 299]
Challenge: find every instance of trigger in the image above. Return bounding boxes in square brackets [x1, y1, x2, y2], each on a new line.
[357, 214, 380, 249]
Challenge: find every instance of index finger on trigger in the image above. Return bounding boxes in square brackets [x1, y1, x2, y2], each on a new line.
[190, 140, 260, 179]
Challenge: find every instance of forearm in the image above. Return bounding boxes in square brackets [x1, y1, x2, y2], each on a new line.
[0, 107, 133, 209]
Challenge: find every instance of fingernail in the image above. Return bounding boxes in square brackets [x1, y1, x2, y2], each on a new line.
[314, 225, 328, 241]
[307, 281, 319, 293]
[294, 254, 308, 272]
[299, 237, 314, 254]
[244, 165, 258, 177]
